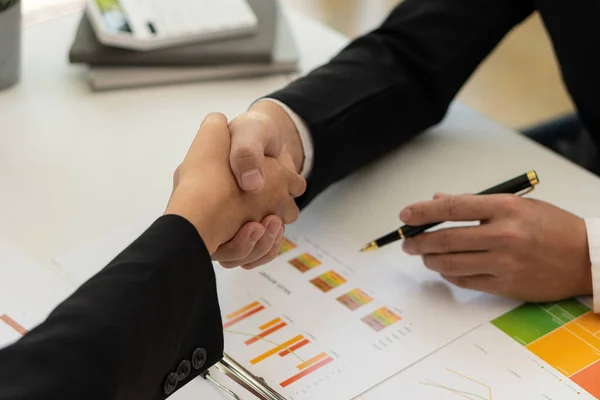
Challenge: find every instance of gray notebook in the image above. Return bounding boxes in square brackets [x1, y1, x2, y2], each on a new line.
[86, 9, 298, 91]
[69, 0, 277, 66]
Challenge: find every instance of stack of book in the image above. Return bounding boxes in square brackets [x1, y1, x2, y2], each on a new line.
[68, 0, 298, 91]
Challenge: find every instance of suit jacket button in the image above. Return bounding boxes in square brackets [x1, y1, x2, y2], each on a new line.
[177, 360, 191, 380]
[191, 348, 207, 370]
[163, 372, 178, 395]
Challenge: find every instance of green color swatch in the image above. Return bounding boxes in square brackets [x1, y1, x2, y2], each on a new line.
[491, 300, 587, 345]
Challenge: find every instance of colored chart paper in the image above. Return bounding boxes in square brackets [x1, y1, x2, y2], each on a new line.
[492, 299, 600, 397]
[310, 270, 346, 292]
[0, 314, 27, 336]
[337, 288, 373, 311]
[289, 252, 321, 273]
[361, 307, 402, 332]
[279, 237, 297, 255]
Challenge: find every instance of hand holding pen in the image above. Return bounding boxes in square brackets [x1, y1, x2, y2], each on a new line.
[360, 170, 593, 303]
[361, 171, 539, 251]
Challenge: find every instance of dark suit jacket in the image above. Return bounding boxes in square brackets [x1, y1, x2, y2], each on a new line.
[269, 0, 600, 207]
[0, 215, 223, 400]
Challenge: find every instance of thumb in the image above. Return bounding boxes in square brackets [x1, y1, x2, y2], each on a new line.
[183, 113, 231, 167]
[229, 113, 282, 192]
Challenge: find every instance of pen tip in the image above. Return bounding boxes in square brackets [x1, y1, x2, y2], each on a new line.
[360, 242, 378, 252]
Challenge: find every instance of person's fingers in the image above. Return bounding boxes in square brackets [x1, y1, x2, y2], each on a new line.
[402, 225, 494, 255]
[400, 194, 501, 225]
[229, 115, 283, 192]
[220, 216, 282, 268]
[285, 167, 307, 198]
[184, 113, 231, 167]
[243, 226, 284, 269]
[422, 251, 499, 276]
[213, 222, 265, 264]
[442, 274, 499, 294]
[166, 165, 181, 208]
[279, 196, 300, 224]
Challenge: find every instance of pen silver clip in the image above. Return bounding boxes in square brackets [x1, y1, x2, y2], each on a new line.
[516, 186, 535, 197]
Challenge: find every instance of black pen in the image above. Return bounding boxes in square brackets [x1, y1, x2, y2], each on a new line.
[359, 170, 540, 252]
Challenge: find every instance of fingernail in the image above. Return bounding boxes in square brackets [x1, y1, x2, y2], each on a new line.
[249, 228, 263, 242]
[241, 169, 264, 190]
[400, 208, 412, 223]
[403, 240, 416, 255]
[268, 219, 281, 234]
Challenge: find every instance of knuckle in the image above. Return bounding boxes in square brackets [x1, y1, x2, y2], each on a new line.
[233, 144, 260, 161]
[497, 195, 521, 214]
[422, 255, 435, 270]
[495, 224, 524, 246]
[451, 276, 469, 289]
[283, 204, 300, 224]
[443, 196, 460, 218]
[266, 244, 280, 262]
[437, 230, 454, 253]
[218, 261, 238, 269]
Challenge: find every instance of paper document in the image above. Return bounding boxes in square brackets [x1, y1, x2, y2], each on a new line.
[213, 216, 517, 399]
[54, 214, 517, 399]
[0, 243, 73, 349]
[358, 298, 600, 399]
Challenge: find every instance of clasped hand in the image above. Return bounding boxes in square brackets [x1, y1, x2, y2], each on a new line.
[166, 108, 594, 304]
[164, 113, 305, 257]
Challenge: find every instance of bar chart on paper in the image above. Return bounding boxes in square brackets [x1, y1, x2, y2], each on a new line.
[222, 300, 343, 398]
[213, 220, 526, 400]
[309, 270, 347, 293]
[0, 313, 28, 347]
[492, 299, 600, 398]
[289, 252, 321, 273]
[279, 237, 297, 255]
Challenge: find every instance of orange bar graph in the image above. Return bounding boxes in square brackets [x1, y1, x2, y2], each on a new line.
[226, 301, 261, 319]
[260, 318, 282, 331]
[223, 305, 265, 329]
[250, 335, 304, 365]
[280, 355, 334, 388]
[296, 352, 328, 370]
[245, 321, 287, 345]
[279, 338, 310, 357]
[0, 314, 27, 335]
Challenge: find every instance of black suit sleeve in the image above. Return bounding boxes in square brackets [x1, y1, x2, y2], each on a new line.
[269, 0, 534, 206]
[0, 215, 223, 400]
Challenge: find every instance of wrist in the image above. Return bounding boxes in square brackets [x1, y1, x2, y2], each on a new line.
[164, 183, 234, 254]
[250, 100, 304, 173]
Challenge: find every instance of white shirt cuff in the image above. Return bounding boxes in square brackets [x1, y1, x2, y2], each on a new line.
[259, 98, 314, 178]
[585, 218, 600, 313]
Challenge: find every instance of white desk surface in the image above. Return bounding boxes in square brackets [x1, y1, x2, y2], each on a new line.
[2, 4, 600, 400]
[2, 4, 600, 272]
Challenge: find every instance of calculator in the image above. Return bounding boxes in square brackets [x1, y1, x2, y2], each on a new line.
[86, 0, 259, 51]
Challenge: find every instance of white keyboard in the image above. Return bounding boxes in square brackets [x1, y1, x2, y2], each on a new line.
[86, 0, 258, 51]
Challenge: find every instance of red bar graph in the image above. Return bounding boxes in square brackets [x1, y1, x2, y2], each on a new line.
[0, 314, 27, 335]
[245, 321, 287, 345]
[223, 302, 266, 329]
[279, 354, 334, 388]
[279, 338, 310, 357]
[251, 335, 304, 365]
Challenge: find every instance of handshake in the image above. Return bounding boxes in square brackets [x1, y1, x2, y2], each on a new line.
[165, 101, 306, 269]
